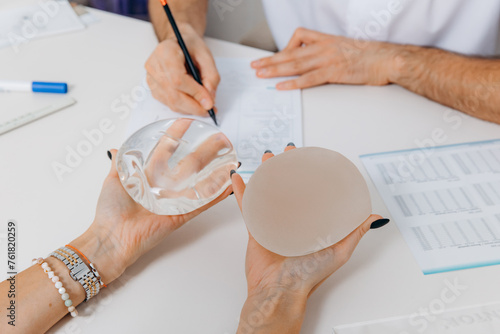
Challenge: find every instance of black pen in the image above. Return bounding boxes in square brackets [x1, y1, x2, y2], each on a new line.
[159, 0, 218, 126]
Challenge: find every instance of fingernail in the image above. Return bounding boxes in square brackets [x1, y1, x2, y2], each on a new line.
[208, 87, 216, 98]
[277, 82, 291, 89]
[201, 98, 212, 110]
[230, 191, 234, 196]
[238, 161, 242, 169]
[230, 169, 236, 177]
[264, 150, 272, 154]
[370, 218, 390, 229]
[257, 69, 267, 76]
[287, 142, 295, 147]
[107, 150, 112, 160]
[251, 60, 261, 67]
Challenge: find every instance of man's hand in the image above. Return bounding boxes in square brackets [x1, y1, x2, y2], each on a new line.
[251, 27, 399, 90]
[251, 27, 500, 125]
[145, 23, 220, 116]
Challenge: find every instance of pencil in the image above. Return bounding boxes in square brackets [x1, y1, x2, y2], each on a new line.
[159, 0, 218, 126]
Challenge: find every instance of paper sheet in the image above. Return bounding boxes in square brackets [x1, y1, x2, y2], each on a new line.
[0, 0, 85, 50]
[334, 301, 500, 334]
[126, 58, 303, 181]
[361, 139, 500, 274]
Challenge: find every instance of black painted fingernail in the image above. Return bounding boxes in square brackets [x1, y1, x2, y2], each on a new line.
[264, 150, 272, 154]
[107, 151, 112, 160]
[238, 161, 242, 169]
[230, 191, 234, 196]
[370, 218, 390, 229]
[230, 169, 236, 177]
[287, 142, 295, 147]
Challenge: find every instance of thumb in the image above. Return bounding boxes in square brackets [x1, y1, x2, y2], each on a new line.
[306, 214, 385, 295]
[106, 149, 119, 179]
[230, 170, 246, 212]
[195, 47, 220, 101]
[328, 214, 383, 266]
[231, 170, 259, 242]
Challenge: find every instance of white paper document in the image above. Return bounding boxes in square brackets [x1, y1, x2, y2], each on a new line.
[126, 58, 303, 181]
[361, 139, 500, 274]
[0, 0, 85, 50]
[334, 301, 500, 334]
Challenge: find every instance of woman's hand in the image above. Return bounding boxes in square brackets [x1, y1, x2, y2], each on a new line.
[251, 27, 401, 90]
[72, 143, 232, 285]
[145, 23, 219, 116]
[0, 125, 233, 334]
[231, 144, 387, 333]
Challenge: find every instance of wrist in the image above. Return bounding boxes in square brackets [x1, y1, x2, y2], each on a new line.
[44, 256, 86, 305]
[70, 225, 127, 285]
[162, 22, 202, 41]
[238, 288, 307, 334]
[387, 44, 420, 84]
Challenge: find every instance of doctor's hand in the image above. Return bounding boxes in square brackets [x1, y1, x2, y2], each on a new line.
[231, 144, 384, 334]
[251, 27, 401, 90]
[145, 23, 219, 116]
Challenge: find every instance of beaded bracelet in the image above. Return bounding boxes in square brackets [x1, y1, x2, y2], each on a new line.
[32, 257, 78, 317]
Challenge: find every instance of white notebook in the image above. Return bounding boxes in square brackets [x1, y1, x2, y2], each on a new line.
[0, 0, 85, 50]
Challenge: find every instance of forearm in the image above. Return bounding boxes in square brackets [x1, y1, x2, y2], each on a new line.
[0, 258, 85, 333]
[390, 45, 500, 124]
[0, 227, 125, 333]
[237, 289, 307, 334]
[148, 0, 208, 41]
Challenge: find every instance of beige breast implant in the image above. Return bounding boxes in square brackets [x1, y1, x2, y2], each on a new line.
[242, 147, 372, 257]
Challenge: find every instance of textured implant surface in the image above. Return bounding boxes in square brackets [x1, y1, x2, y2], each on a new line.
[242, 147, 372, 257]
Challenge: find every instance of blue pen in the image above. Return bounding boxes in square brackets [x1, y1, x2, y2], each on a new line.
[0, 80, 68, 94]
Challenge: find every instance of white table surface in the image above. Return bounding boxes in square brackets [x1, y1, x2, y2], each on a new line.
[1, 8, 500, 334]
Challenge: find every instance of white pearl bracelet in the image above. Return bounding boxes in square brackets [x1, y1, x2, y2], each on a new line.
[33, 257, 78, 318]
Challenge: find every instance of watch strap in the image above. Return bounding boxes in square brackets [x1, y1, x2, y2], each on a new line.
[49, 246, 100, 301]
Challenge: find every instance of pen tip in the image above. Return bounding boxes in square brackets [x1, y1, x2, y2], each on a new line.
[208, 109, 218, 126]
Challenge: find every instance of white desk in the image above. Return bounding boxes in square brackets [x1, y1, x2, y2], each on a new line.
[1, 8, 499, 334]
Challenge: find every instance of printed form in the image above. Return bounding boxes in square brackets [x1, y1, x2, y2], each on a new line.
[361, 139, 500, 274]
[126, 58, 303, 181]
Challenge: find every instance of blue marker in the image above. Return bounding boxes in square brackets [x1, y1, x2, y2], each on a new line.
[0, 80, 68, 94]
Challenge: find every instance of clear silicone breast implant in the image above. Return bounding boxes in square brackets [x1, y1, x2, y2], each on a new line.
[242, 147, 372, 257]
[116, 118, 238, 215]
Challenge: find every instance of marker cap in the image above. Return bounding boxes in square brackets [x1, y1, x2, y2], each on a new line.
[32, 82, 68, 94]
